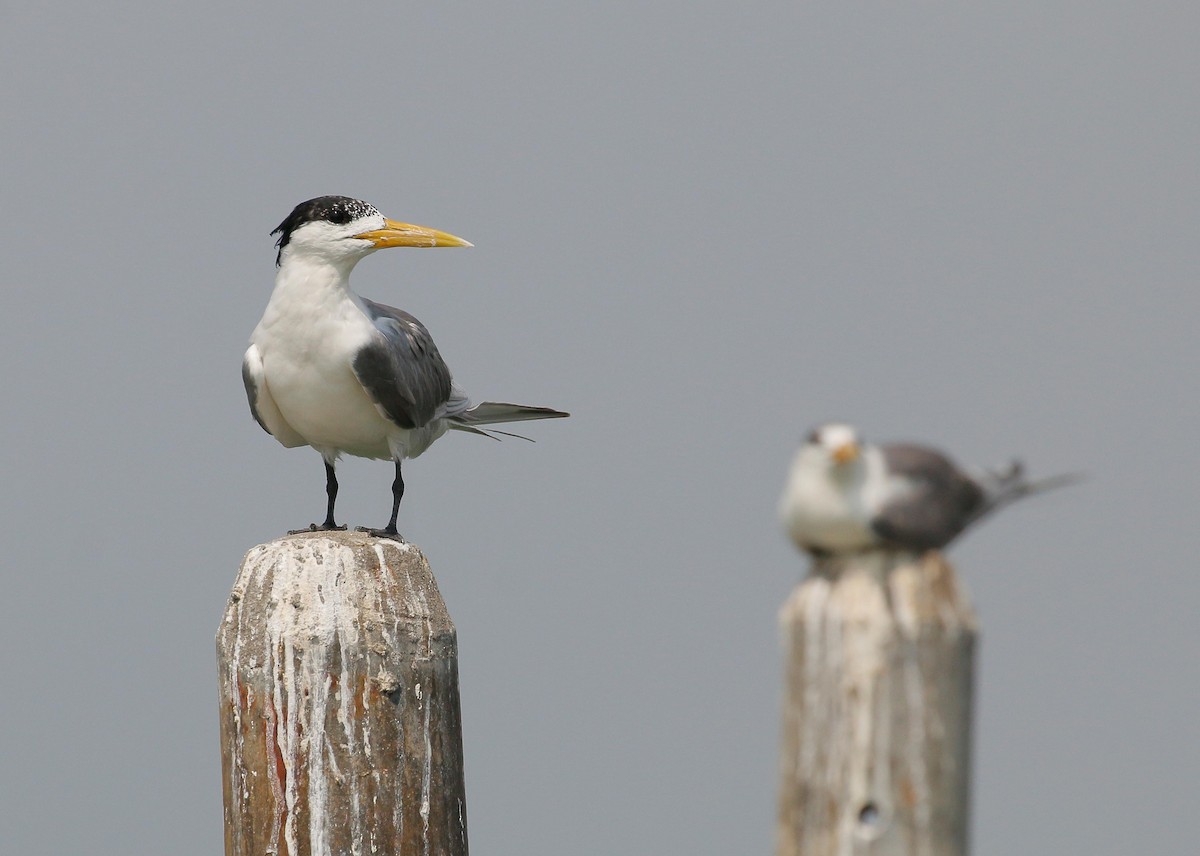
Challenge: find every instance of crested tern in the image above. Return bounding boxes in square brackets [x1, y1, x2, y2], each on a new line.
[780, 422, 1078, 555]
[243, 195, 568, 538]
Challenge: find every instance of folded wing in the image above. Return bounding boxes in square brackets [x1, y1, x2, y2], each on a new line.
[351, 298, 459, 430]
[871, 444, 985, 549]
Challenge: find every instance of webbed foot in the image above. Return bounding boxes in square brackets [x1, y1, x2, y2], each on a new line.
[355, 525, 405, 542]
[288, 522, 348, 535]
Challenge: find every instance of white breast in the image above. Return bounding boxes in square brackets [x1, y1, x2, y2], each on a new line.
[779, 447, 887, 552]
[250, 266, 394, 460]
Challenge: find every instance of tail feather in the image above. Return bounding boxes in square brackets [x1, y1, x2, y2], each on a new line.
[448, 422, 504, 441]
[447, 401, 568, 441]
[458, 401, 570, 425]
[447, 423, 540, 442]
[974, 461, 1084, 523]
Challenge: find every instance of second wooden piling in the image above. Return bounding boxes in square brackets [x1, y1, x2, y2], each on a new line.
[777, 550, 977, 856]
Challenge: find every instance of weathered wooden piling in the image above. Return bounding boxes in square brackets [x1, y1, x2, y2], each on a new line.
[217, 530, 467, 856]
[777, 551, 977, 856]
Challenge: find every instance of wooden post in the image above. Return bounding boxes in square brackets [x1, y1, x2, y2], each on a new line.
[776, 551, 977, 856]
[217, 531, 467, 856]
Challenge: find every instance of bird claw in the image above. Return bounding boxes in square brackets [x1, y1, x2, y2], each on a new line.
[288, 522, 348, 535]
[355, 525, 405, 542]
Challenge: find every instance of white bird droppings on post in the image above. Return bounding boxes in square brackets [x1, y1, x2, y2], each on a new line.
[217, 531, 468, 856]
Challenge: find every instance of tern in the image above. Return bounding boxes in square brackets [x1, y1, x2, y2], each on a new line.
[780, 422, 1078, 556]
[243, 195, 568, 538]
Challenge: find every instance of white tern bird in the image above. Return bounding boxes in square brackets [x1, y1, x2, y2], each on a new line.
[243, 195, 568, 538]
[780, 422, 1078, 555]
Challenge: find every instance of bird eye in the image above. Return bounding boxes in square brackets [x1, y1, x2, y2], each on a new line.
[327, 208, 352, 225]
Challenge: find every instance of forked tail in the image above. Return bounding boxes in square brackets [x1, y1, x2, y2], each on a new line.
[448, 401, 570, 441]
[973, 461, 1084, 523]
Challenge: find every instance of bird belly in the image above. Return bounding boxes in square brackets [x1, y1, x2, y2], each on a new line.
[254, 302, 395, 459]
[266, 359, 395, 459]
[780, 476, 879, 553]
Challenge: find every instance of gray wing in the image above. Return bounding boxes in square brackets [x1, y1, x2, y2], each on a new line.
[871, 444, 986, 550]
[352, 299, 454, 430]
[242, 354, 271, 434]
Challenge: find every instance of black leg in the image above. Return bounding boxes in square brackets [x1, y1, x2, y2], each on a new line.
[358, 460, 405, 540]
[321, 461, 343, 528]
[289, 460, 348, 535]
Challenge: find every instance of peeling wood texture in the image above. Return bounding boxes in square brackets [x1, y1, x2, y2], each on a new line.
[777, 551, 977, 856]
[217, 531, 467, 856]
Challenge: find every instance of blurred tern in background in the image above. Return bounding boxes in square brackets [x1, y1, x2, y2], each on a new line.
[780, 422, 1079, 556]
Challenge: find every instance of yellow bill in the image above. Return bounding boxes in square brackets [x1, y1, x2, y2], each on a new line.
[832, 442, 859, 464]
[353, 218, 473, 248]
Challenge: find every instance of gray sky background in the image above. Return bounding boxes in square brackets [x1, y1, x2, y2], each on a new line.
[2, 3, 1197, 854]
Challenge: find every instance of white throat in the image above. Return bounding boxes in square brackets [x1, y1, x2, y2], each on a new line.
[252, 252, 377, 354]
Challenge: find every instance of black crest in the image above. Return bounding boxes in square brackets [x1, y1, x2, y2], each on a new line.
[271, 196, 379, 265]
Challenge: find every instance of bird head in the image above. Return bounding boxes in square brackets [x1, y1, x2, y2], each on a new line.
[805, 422, 863, 470]
[271, 195, 471, 268]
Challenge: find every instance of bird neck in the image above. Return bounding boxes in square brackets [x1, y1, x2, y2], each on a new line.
[273, 253, 362, 301]
[830, 457, 868, 486]
[257, 256, 372, 336]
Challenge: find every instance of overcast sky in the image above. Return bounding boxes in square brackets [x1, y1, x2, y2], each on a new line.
[2, 3, 1197, 854]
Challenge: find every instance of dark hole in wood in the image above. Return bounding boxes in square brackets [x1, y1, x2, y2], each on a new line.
[859, 802, 880, 826]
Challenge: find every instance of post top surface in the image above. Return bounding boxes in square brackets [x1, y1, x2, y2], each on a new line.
[221, 530, 453, 643]
[807, 547, 932, 580]
[786, 549, 978, 632]
[262, 529, 418, 551]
